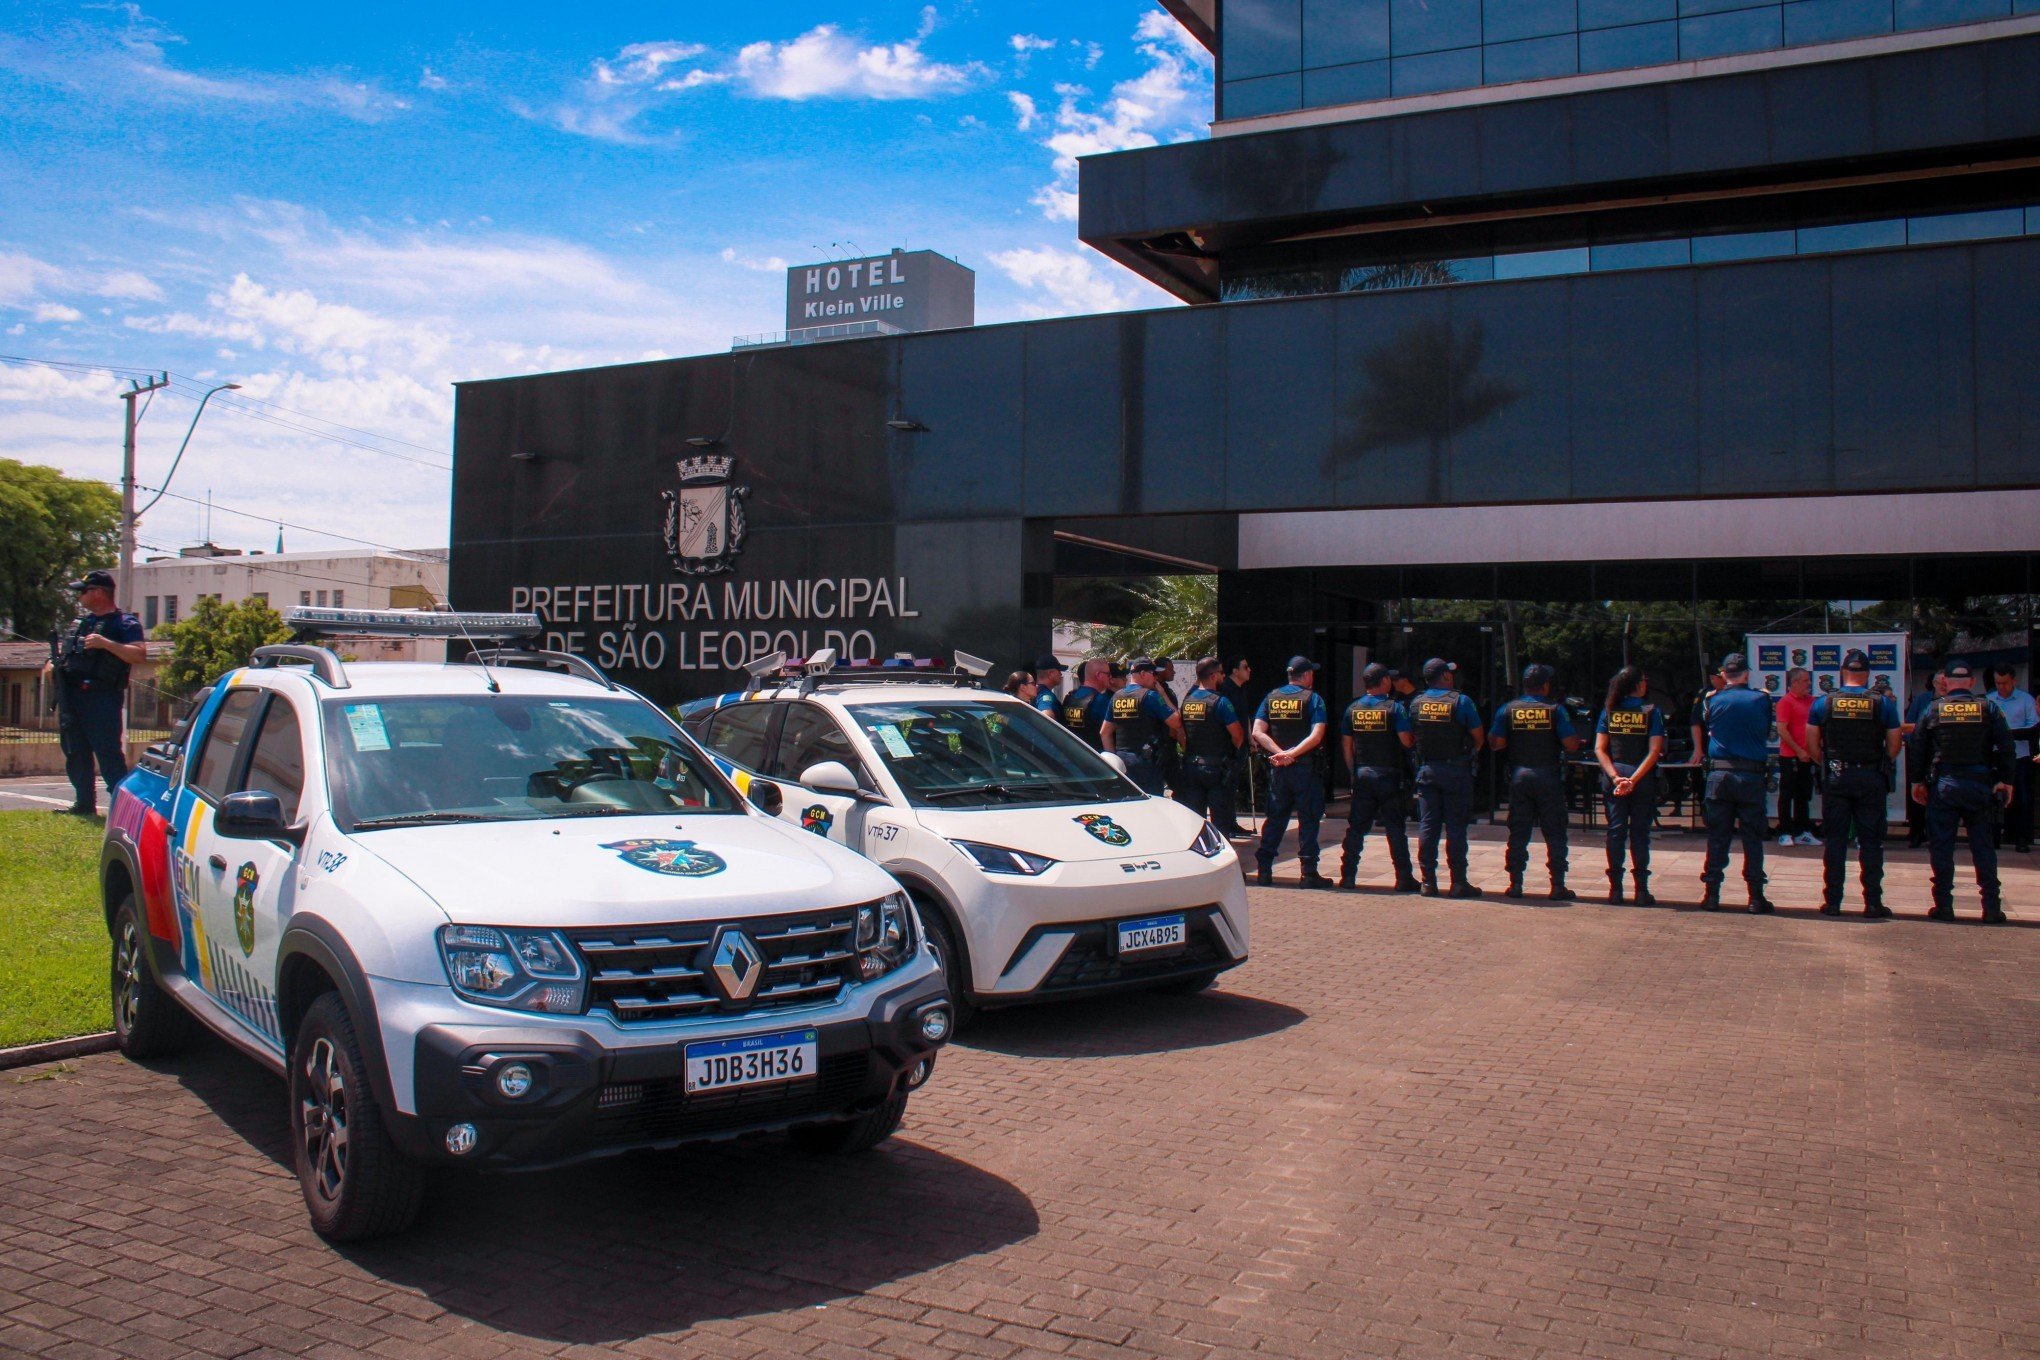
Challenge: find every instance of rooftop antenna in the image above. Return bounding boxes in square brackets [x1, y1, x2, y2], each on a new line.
[431, 587, 499, 693]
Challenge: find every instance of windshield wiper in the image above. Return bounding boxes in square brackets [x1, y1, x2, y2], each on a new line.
[351, 812, 502, 830]
[919, 781, 1047, 802]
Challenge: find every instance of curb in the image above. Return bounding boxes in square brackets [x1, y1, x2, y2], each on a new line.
[0, 1032, 117, 1072]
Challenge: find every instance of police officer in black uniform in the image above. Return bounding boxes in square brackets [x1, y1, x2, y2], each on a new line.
[1253, 657, 1331, 889]
[1101, 658, 1183, 796]
[1175, 657, 1245, 830]
[1805, 649, 1903, 917]
[1409, 657, 1486, 899]
[1336, 662, 1419, 893]
[1909, 661, 2015, 923]
[1059, 658, 1112, 749]
[41, 569, 146, 817]
[1490, 664, 1583, 901]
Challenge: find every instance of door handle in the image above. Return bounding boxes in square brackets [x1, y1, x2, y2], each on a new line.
[208, 854, 227, 872]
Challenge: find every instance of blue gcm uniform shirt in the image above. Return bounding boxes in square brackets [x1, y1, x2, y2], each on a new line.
[1705, 685, 1775, 762]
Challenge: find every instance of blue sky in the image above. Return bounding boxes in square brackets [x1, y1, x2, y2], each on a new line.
[0, 1, 1209, 553]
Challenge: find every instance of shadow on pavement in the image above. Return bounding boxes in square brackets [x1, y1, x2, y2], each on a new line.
[960, 987, 1306, 1059]
[157, 1034, 1038, 1343]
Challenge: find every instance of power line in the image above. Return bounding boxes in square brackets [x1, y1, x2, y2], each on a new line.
[120, 481, 442, 559]
[157, 377, 452, 470]
[0, 352, 163, 380]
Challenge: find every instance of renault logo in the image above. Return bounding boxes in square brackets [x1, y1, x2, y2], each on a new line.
[709, 928, 764, 1002]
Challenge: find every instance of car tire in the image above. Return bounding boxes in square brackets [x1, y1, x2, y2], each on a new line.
[110, 897, 198, 1060]
[789, 1090, 908, 1154]
[916, 905, 976, 1029]
[1155, 969, 1221, 996]
[289, 992, 425, 1242]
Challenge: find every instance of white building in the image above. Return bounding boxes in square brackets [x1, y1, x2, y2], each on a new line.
[132, 546, 448, 630]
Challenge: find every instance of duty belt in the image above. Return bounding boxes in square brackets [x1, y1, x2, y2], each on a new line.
[1707, 757, 1766, 772]
[1933, 763, 1991, 778]
[1353, 762, 1403, 773]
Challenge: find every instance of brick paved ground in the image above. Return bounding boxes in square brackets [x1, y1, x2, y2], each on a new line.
[2, 837, 2034, 1360]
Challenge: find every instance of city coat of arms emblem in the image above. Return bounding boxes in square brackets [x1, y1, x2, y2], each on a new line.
[233, 862, 259, 955]
[1074, 814, 1132, 847]
[661, 453, 749, 576]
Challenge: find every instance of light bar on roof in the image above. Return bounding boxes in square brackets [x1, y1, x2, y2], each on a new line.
[281, 606, 541, 640]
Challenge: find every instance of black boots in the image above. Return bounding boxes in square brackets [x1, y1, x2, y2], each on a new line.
[1419, 876, 1439, 897]
[1607, 873, 1626, 905]
[1391, 874, 1422, 893]
[1299, 868, 1334, 890]
[1864, 902, 1892, 919]
[1448, 878, 1483, 899]
[1631, 873, 1656, 907]
[1254, 867, 1273, 887]
[1701, 884, 1722, 911]
[1927, 902, 1954, 921]
[1505, 873, 1525, 899]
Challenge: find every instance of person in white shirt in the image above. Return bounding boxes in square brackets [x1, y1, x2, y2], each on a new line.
[1985, 666, 2037, 853]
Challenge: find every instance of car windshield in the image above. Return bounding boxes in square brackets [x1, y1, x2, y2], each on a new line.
[847, 699, 1140, 809]
[321, 694, 740, 830]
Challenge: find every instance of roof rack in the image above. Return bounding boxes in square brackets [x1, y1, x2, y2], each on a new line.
[282, 606, 541, 641]
[455, 648, 616, 690]
[250, 644, 350, 689]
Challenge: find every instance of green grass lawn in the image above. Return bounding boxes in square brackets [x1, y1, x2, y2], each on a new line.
[0, 810, 110, 1047]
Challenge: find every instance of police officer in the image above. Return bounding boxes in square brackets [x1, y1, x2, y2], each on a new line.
[1031, 654, 1066, 720]
[1102, 658, 1184, 797]
[1253, 656, 1331, 889]
[40, 569, 146, 817]
[1060, 658, 1113, 749]
[1700, 653, 1776, 913]
[1805, 649, 1902, 917]
[1175, 657, 1245, 829]
[1909, 661, 2015, 923]
[1594, 666, 1666, 905]
[1409, 657, 1485, 899]
[1490, 664, 1582, 901]
[1216, 656, 1253, 830]
[1337, 662, 1419, 893]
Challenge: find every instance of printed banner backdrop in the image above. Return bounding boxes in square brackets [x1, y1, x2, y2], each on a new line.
[1746, 631, 1911, 821]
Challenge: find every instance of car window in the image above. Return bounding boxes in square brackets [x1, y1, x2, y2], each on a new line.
[190, 689, 263, 802]
[847, 698, 1142, 809]
[706, 701, 780, 772]
[769, 703, 865, 784]
[243, 694, 306, 821]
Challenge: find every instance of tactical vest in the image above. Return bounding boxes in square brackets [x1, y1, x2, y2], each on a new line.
[1345, 698, 1404, 768]
[1262, 687, 1316, 749]
[1500, 698, 1562, 770]
[1928, 695, 1990, 768]
[1819, 691, 1884, 764]
[1108, 687, 1164, 755]
[61, 613, 134, 690]
[1061, 686, 1102, 748]
[1409, 693, 1471, 763]
[1602, 702, 1656, 765]
[1179, 689, 1235, 760]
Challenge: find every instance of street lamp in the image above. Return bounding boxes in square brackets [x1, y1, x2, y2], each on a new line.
[121, 381, 238, 602]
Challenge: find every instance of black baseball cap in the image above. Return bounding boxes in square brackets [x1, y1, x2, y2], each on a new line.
[1129, 657, 1157, 674]
[1946, 661, 1974, 680]
[1286, 655, 1319, 677]
[1360, 662, 1391, 687]
[1032, 654, 1063, 673]
[1840, 648, 1871, 671]
[67, 569, 116, 592]
[1422, 657, 1455, 684]
[1522, 663, 1554, 689]
[1720, 652, 1750, 676]
[1108, 661, 1127, 678]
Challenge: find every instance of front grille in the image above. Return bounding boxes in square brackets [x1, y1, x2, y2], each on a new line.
[590, 1053, 871, 1147]
[568, 905, 865, 1023]
[1038, 907, 1226, 992]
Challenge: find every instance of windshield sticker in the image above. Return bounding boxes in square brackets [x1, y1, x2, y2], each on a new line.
[876, 724, 914, 759]
[1075, 814, 1132, 847]
[344, 704, 391, 753]
[601, 838, 727, 877]
[800, 804, 833, 835]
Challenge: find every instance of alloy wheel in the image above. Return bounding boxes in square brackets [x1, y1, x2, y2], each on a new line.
[298, 1038, 351, 1205]
[113, 919, 142, 1036]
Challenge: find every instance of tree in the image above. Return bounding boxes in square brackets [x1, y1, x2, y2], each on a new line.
[1074, 576, 1217, 662]
[0, 459, 119, 641]
[156, 597, 293, 697]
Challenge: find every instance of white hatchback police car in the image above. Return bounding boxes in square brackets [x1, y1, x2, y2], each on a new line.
[680, 653, 1249, 1023]
[100, 611, 950, 1241]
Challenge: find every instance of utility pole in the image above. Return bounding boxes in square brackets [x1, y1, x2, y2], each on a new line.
[118, 372, 170, 606]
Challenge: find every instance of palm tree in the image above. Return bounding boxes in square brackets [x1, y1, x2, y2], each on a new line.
[1071, 575, 1217, 662]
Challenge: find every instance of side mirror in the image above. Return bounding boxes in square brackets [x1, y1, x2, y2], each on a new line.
[217, 790, 301, 844]
[1096, 751, 1128, 777]
[749, 781, 784, 817]
[800, 761, 861, 796]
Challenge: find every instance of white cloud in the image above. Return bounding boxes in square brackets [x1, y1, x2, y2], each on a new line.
[418, 66, 447, 91]
[0, 252, 66, 308]
[33, 302, 83, 323]
[94, 269, 162, 301]
[732, 25, 984, 101]
[1011, 35, 1056, 54]
[988, 244, 1150, 318]
[1023, 16, 1211, 221]
[593, 41, 708, 86]
[1008, 90, 1037, 130]
[720, 246, 789, 273]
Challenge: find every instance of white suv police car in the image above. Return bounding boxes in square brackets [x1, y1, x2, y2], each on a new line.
[680, 653, 1249, 1024]
[100, 611, 950, 1241]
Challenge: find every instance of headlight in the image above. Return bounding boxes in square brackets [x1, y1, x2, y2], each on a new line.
[950, 839, 1057, 876]
[438, 924, 586, 1014]
[1191, 822, 1228, 858]
[855, 892, 917, 980]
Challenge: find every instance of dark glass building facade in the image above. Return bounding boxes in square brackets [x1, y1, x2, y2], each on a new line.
[453, 2, 2038, 721]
